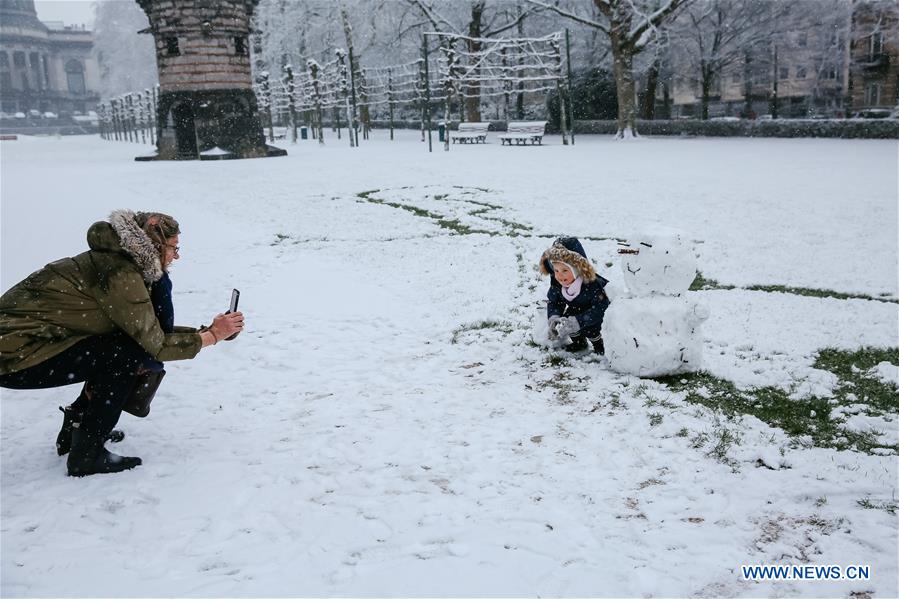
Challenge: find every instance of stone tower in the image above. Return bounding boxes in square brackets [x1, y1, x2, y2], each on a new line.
[135, 0, 285, 160]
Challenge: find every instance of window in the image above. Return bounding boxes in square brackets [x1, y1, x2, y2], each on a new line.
[13, 51, 25, 68]
[65, 59, 85, 94]
[21, 72, 29, 90]
[165, 37, 180, 56]
[826, 65, 837, 79]
[42, 55, 49, 86]
[29, 52, 41, 89]
[752, 68, 770, 85]
[797, 32, 807, 48]
[796, 66, 807, 79]
[779, 67, 789, 79]
[731, 72, 741, 83]
[870, 32, 883, 58]
[865, 83, 881, 106]
[234, 36, 246, 56]
[0, 52, 8, 68]
[0, 72, 11, 91]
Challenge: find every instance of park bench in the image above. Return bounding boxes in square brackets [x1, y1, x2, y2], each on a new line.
[450, 122, 490, 144]
[498, 121, 547, 145]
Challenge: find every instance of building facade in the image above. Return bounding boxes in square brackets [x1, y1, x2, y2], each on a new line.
[849, 0, 899, 112]
[667, 2, 898, 119]
[0, 0, 100, 115]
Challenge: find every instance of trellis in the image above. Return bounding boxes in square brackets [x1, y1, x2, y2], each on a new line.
[97, 88, 158, 145]
[98, 31, 574, 152]
[424, 31, 572, 151]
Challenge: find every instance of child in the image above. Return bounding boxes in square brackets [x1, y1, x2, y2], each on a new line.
[539, 237, 610, 354]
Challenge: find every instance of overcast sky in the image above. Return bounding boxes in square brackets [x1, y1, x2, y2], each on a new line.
[34, 1, 95, 28]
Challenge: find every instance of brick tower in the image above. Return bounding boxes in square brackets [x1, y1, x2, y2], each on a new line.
[135, 0, 285, 160]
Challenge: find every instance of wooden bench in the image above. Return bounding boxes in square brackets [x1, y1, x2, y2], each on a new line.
[450, 122, 490, 144]
[498, 121, 547, 145]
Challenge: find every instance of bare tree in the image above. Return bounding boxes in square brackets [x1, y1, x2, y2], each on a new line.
[668, 0, 789, 119]
[526, 0, 689, 138]
[92, 2, 157, 98]
[405, 0, 536, 122]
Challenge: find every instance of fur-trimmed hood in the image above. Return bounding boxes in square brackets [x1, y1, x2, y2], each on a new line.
[86, 210, 163, 283]
[539, 237, 597, 282]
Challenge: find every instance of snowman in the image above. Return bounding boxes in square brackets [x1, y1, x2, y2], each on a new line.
[601, 229, 709, 377]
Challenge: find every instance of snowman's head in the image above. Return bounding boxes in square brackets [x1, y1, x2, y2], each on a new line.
[617, 230, 697, 296]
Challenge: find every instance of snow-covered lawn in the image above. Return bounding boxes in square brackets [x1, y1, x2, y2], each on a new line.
[1, 131, 896, 597]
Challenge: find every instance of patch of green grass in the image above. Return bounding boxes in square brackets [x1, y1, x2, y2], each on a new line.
[857, 497, 898, 515]
[434, 217, 493, 236]
[648, 412, 663, 427]
[451, 320, 514, 344]
[655, 347, 899, 454]
[690, 431, 710, 449]
[746, 284, 898, 304]
[708, 426, 742, 467]
[458, 198, 532, 234]
[690, 272, 736, 291]
[690, 271, 897, 303]
[814, 347, 899, 414]
[544, 354, 569, 368]
[461, 198, 503, 210]
[642, 394, 679, 410]
[360, 189, 497, 236]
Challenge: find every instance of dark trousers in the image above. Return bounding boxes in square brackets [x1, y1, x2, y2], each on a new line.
[0, 333, 150, 437]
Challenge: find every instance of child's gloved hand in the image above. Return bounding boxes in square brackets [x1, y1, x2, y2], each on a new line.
[547, 316, 562, 340]
[556, 316, 580, 338]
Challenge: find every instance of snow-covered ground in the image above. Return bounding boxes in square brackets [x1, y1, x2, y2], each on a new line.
[1, 131, 896, 598]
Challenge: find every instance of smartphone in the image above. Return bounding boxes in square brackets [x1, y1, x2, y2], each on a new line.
[228, 288, 240, 313]
[225, 289, 240, 340]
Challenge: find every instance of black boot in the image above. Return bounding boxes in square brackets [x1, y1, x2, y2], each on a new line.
[563, 336, 588, 352]
[56, 406, 124, 456]
[66, 427, 141, 477]
[590, 336, 605, 355]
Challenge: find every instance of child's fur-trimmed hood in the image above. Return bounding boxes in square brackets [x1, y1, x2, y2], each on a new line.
[539, 238, 596, 282]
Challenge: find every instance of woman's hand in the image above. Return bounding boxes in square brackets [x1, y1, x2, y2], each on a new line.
[203, 311, 244, 346]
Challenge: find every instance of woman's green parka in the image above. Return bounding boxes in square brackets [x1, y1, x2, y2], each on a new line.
[0, 210, 201, 375]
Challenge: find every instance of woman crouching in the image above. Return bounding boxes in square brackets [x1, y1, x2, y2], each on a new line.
[0, 210, 244, 476]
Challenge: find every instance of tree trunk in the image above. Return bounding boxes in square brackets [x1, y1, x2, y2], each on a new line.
[700, 66, 712, 120]
[516, 6, 525, 119]
[465, 3, 484, 122]
[639, 57, 660, 120]
[743, 50, 753, 117]
[611, 41, 637, 138]
[339, 4, 370, 137]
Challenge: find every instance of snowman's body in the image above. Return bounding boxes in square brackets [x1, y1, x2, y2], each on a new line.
[602, 230, 709, 377]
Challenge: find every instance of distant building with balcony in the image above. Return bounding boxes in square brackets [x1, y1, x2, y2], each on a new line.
[668, 25, 852, 119]
[666, 2, 898, 119]
[849, 0, 899, 112]
[0, 0, 100, 115]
